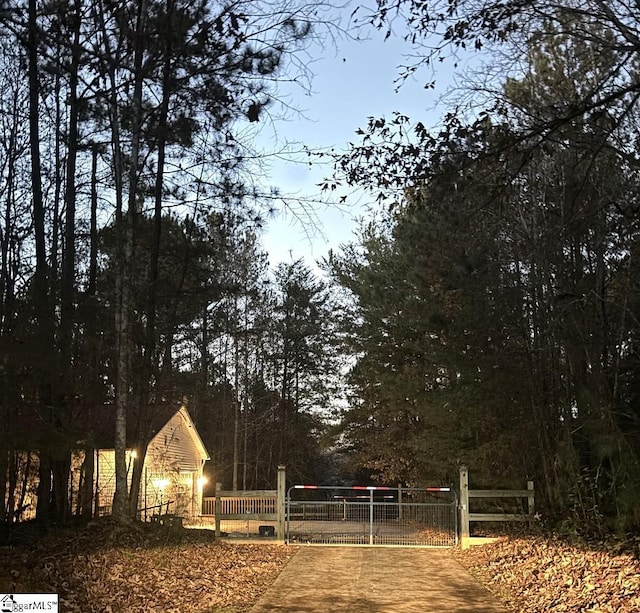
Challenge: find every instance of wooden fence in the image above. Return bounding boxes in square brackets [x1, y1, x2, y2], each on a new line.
[201, 466, 286, 541]
[459, 466, 534, 548]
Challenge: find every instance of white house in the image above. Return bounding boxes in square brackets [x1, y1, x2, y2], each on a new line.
[5, 403, 210, 522]
[90, 404, 210, 519]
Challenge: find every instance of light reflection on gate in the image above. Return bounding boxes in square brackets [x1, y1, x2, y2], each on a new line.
[286, 485, 457, 547]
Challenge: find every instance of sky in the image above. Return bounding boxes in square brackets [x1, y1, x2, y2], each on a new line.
[256, 4, 455, 270]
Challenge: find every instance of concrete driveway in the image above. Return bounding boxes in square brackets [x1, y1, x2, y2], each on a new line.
[250, 547, 509, 612]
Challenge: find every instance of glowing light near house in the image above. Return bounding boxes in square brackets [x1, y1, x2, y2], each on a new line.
[152, 478, 170, 490]
[197, 476, 207, 490]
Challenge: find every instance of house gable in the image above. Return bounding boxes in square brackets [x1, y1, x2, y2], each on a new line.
[146, 406, 209, 474]
[6, 402, 210, 521]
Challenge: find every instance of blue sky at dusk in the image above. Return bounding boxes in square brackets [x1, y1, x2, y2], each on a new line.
[258, 8, 456, 268]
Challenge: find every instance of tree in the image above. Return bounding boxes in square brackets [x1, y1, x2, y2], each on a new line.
[333, 2, 640, 203]
[328, 161, 530, 487]
[329, 17, 640, 531]
[82, 0, 329, 519]
[365, 0, 640, 117]
[0, 37, 32, 523]
[0, 0, 342, 523]
[497, 28, 640, 530]
[270, 259, 337, 480]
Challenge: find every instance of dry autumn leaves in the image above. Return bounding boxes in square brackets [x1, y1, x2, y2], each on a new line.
[454, 535, 640, 613]
[0, 521, 295, 612]
[1, 520, 638, 612]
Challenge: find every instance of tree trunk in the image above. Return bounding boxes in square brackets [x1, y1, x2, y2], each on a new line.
[17, 453, 33, 522]
[29, 0, 54, 523]
[79, 144, 101, 519]
[232, 296, 240, 491]
[0, 77, 20, 524]
[112, 0, 147, 522]
[128, 440, 150, 518]
[51, 0, 82, 524]
[127, 0, 174, 518]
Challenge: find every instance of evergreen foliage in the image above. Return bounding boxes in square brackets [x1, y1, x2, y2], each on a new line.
[0, 0, 340, 522]
[329, 11, 640, 534]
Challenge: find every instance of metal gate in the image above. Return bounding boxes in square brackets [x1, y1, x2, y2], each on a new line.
[286, 485, 457, 546]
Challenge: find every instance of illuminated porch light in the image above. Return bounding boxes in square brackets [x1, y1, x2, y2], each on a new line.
[197, 476, 207, 490]
[152, 477, 170, 490]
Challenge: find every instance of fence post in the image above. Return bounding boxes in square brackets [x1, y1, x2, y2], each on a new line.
[527, 480, 535, 518]
[277, 465, 286, 542]
[369, 488, 374, 545]
[215, 482, 222, 539]
[459, 466, 470, 549]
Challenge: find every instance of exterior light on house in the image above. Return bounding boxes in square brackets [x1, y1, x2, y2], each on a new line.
[197, 476, 207, 490]
[152, 477, 170, 490]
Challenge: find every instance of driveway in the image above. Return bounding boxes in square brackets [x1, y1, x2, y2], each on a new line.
[250, 547, 509, 612]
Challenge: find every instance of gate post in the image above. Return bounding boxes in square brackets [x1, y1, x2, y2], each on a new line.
[214, 482, 222, 538]
[369, 488, 374, 545]
[459, 466, 470, 549]
[527, 480, 535, 517]
[277, 465, 286, 542]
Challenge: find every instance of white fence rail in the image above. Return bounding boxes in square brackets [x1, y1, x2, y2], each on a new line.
[201, 466, 286, 541]
[202, 493, 277, 517]
[459, 466, 534, 548]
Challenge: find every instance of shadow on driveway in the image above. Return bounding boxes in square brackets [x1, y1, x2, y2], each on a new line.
[250, 547, 509, 612]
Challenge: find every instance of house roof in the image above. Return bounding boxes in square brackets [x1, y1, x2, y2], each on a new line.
[89, 404, 209, 462]
[11, 402, 209, 461]
[88, 402, 180, 449]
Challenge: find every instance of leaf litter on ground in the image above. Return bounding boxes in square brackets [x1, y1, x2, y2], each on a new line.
[1, 519, 639, 612]
[452, 534, 640, 613]
[0, 519, 296, 612]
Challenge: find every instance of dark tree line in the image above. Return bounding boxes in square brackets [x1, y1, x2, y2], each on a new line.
[327, 5, 640, 534]
[8, 0, 639, 537]
[0, 0, 342, 524]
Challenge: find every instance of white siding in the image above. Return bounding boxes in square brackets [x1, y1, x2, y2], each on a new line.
[147, 411, 202, 473]
[142, 410, 207, 518]
[75, 408, 208, 520]
[94, 449, 137, 515]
